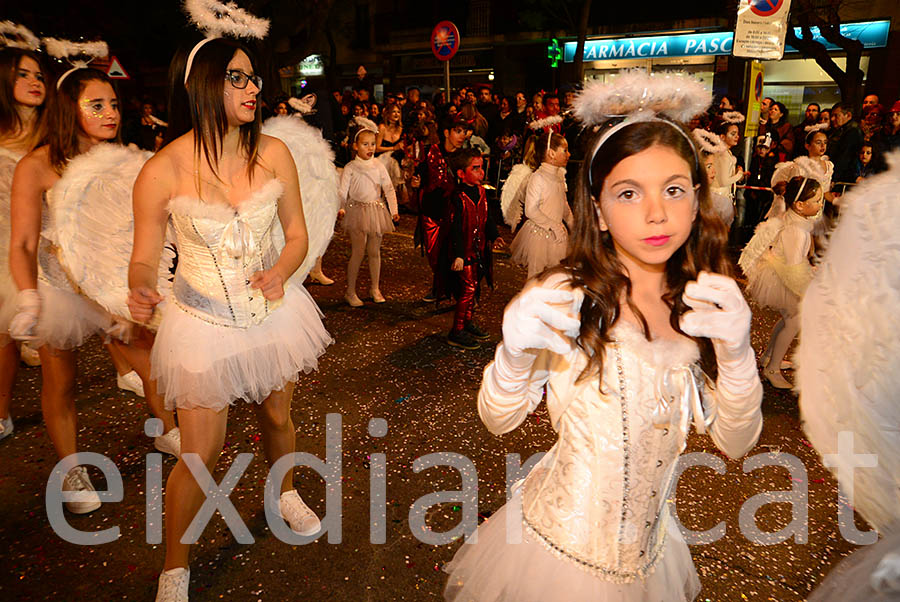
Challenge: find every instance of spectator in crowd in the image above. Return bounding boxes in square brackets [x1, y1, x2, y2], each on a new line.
[476, 85, 499, 142]
[759, 96, 774, 125]
[759, 101, 794, 162]
[861, 103, 885, 142]
[792, 102, 820, 157]
[873, 100, 900, 154]
[719, 95, 735, 110]
[827, 102, 865, 184]
[817, 109, 831, 130]
[862, 94, 880, 111]
[744, 134, 778, 230]
[854, 142, 877, 182]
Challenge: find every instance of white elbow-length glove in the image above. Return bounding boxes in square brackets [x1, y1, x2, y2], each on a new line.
[9, 289, 41, 342]
[490, 285, 582, 394]
[679, 272, 758, 392]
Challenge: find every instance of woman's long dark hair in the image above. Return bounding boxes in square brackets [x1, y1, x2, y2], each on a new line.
[47, 68, 120, 173]
[0, 47, 50, 150]
[556, 120, 732, 383]
[179, 37, 261, 184]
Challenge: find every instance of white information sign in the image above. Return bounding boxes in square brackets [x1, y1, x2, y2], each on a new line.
[733, 0, 793, 60]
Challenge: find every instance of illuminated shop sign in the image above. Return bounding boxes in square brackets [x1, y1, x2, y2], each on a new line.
[563, 19, 890, 62]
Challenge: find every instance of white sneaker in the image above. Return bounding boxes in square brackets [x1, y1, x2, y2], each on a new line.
[19, 343, 40, 366]
[279, 490, 321, 536]
[117, 370, 145, 397]
[154, 427, 181, 458]
[0, 416, 12, 442]
[62, 466, 101, 514]
[156, 567, 189, 602]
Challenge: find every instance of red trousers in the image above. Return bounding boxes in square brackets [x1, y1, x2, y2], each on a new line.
[452, 264, 478, 331]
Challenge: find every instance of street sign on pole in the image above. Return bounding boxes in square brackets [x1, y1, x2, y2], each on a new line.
[744, 60, 765, 139]
[106, 56, 130, 80]
[431, 21, 460, 96]
[733, 0, 793, 60]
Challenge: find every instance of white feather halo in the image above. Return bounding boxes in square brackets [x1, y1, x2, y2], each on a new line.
[692, 128, 728, 154]
[183, 0, 270, 40]
[43, 38, 108, 61]
[0, 21, 40, 51]
[804, 122, 829, 134]
[529, 115, 563, 131]
[721, 110, 745, 125]
[350, 116, 379, 135]
[288, 94, 317, 115]
[573, 69, 711, 126]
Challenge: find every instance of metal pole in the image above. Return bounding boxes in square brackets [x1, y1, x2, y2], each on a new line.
[444, 60, 450, 99]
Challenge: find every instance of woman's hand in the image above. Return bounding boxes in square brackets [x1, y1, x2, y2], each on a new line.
[9, 289, 41, 342]
[127, 287, 163, 324]
[502, 285, 581, 357]
[250, 268, 285, 301]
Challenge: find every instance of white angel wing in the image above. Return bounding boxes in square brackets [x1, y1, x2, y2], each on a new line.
[261, 116, 339, 283]
[797, 152, 900, 535]
[49, 143, 175, 322]
[737, 215, 783, 276]
[500, 163, 533, 231]
[770, 160, 801, 187]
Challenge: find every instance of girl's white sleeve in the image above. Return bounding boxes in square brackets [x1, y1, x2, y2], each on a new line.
[378, 161, 398, 216]
[338, 165, 352, 211]
[563, 196, 574, 229]
[478, 344, 551, 435]
[524, 173, 556, 229]
[706, 356, 764, 460]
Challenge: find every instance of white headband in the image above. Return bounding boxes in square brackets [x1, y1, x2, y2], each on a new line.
[184, 37, 215, 85]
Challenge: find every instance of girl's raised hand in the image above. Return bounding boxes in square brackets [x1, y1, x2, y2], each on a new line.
[127, 287, 163, 324]
[502, 285, 581, 356]
[680, 271, 751, 361]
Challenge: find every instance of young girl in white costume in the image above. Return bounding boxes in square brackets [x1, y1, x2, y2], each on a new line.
[444, 70, 763, 602]
[509, 129, 573, 278]
[127, 27, 332, 600]
[739, 176, 823, 389]
[693, 128, 734, 227]
[0, 29, 48, 441]
[765, 126, 833, 220]
[338, 116, 398, 306]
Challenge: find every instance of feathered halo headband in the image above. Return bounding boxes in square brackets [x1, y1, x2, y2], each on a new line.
[43, 37, 109, 89]
[720, 110, 745, 125]
[182, 0, 270, 85]
[288, 94, 317, 115]
[0, 21, 40, 51]
[350, 116, 379, 140]
[572, 69, 711, 188]
[692, 128, 728, 154]
[530, 114, 564, 151]
[804, 122, 829, 134]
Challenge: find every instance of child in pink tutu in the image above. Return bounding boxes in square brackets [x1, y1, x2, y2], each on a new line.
[444, 70, 763, 602]
[338, 116, 398, 306]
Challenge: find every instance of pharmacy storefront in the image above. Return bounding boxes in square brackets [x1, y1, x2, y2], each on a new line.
[564, 20, 891, 117]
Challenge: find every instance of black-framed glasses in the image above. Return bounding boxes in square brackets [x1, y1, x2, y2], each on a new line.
[225, 70, 263, 91]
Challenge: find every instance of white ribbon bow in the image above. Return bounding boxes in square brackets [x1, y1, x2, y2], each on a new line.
[651, 365, 714, 435]
[219, 214, 257, 261]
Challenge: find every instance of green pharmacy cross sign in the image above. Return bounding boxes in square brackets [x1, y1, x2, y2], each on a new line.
[547, 38, 562, 68]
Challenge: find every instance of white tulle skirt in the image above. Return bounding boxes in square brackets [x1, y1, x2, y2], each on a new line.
[342, 199, 395, 236]
[745, 253, 800, 314]
[509, 220, 568, 278]
[33, 281, 112, 350]
[443, 489, 701, 602]
[151, 282, 332, 411]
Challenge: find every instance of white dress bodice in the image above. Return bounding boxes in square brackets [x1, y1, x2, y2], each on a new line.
[524, 164, 571, 229]
[167, 179, 285, 328]
[519, 321, 704, 582]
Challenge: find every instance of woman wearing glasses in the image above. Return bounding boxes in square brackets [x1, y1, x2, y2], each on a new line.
[127, 39, 331, 601]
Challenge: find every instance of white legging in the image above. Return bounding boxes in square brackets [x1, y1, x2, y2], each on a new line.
[347, 230, 383, 295]
[764, 308, 800, 370]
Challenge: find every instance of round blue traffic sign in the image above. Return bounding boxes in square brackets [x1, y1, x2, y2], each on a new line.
[431, 21, 460, 62]
[750, 0, 784, 17]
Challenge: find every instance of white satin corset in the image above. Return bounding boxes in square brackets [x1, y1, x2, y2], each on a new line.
[39, 188, 77, 292]
[521, 321, 706, 582]
[167, 179, 285, 328]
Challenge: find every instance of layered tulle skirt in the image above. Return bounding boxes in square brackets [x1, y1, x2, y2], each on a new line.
[745, 252, 802, 314]
[151, 282, 332, 411]
[509, 220, 568, 278]
[32, 280, 112, 350]
[342, 199, 395, 236]
[443, 488, 701, 602]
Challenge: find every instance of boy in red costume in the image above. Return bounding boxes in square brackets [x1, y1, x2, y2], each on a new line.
[415, 115, 473, 301]
[446, 148, 498, 350]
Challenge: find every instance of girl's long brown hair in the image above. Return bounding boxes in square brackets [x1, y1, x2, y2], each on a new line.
[555, 119, 732, 383]
[48, 68, 120, 173]
[0, 48, 50, 151]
